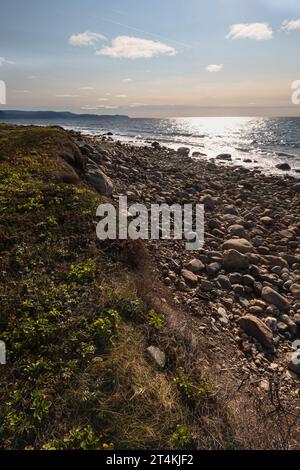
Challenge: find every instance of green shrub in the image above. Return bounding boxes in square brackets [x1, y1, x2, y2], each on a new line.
[170, 425, 192, 449]
[42, 426, 100, 450]
[30, 390, 52, 423]
[174, 376, 212, 403]
[147, 309, 165, 330]
[89, 309, 121, 349]
[67, 259, 97, 283]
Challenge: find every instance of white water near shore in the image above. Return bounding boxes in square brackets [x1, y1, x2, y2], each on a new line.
[3, 116, 300, 177]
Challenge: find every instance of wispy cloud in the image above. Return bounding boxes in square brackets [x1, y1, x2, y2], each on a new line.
[69, 31, 106, 46]
[129, 102, 146, 108]
[55, 94, 80, 98]
[226, 23, 273, 40]
[282, 19, 300, 32]
[206, 64, 224, 73]
[122, 78, 133, 82]
[27, 75, 37, 79]
[0, 56, 15, 66]
[78, 86, 94, 90]
[97, 105, 119, 109]
[96, 36, 177, 59]
[116, 94, 128, 98]
[102, 18, 192, 49]
[81, 104, 119, 110]
[14, 89, 32, 94]
[98, 97, 109, 101]
[81, 105, 99, 111]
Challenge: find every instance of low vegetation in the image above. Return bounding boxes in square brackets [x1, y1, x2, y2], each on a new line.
[0, 124, 236, 450]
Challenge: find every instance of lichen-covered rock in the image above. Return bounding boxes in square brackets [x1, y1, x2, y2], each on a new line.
[146, 346, 166, 368]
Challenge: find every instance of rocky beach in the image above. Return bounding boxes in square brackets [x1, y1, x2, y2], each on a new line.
[76, 131, 300, 409]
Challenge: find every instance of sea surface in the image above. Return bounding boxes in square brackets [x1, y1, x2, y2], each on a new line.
[3, 116, 300, 177]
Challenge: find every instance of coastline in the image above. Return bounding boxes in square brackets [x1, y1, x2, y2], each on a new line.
[57, 124, 300, 180]
[1, 123, 300, 449]
[76, 130, 300, 408]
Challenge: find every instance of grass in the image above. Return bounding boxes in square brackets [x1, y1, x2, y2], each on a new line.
[0, 124, 236, 450]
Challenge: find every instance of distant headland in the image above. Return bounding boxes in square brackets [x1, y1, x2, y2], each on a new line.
[0, 110, 130, 120]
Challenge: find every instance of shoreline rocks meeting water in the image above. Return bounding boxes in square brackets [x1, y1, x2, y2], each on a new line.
[75, 131, 300, 401]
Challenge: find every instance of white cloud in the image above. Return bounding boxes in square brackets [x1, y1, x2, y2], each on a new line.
[81, 104, 119, 110]
[78, 86, 94, 90]
[69, 31, 106, 47]
[27, 75, 37, 79]
[98, 98, 109, 101]
[206, 64, 224, 73]
[96, 35, 177, 59]
[81, 106, 99, 111]
[226, 23, 273, 40]
[97, 105, 119, 109]
[129, 102, 146, 108]
[105, 92, 111, 96]
[282, 19, 300, 31]
[55, 94, 80, 98]
[14, 89, 32, 94]
[0, 57, 15, 66]
[116, 94, 128, 98]
[122, 78, 133, 82]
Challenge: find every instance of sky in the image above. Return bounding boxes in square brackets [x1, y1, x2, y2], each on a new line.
[0, 0, 300, 117]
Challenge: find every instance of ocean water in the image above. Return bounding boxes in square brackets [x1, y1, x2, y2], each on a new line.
[3, 116, 300, 176]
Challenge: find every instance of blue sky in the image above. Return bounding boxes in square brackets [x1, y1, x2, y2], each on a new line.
[0, 0, 300, 116]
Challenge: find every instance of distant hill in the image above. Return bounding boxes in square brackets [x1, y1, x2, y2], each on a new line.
[0, 110, 130, 120]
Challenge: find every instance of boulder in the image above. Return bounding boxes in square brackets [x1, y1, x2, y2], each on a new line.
[216, 153, 232, 161]
[181, 269, 198, 286]
[80, 144, 93, 157]
[238, 315, 273, 349]
[223, 250, 249, 271]
[260, 216, 273, 226]
[276, 163, 291, 171]
[151, 141, 160, 150]
[288, 351, 300, 375]
[177, 147, 190, 157]
[207, 262, 221, 277]
[228, 224, 247, 238]
[217, 307, 229, 325]
[222, 238, 253, 254]
[261, 286, 290, 312]
[192, 151, 207, 157]
[146, 346, 166, 368]
[185, 259, 205, 274]
[85, 164, 113, 196]
[216, 275, 231, 290]
[199, 194, 216, 211]
[290, 284, 300, 300]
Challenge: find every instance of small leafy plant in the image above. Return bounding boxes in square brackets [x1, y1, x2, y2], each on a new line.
[42, 426, 100, 450]
[170, 425, 192, 449]
[147, 309, 165, 330]
[174, 376, 212, 403]
[67, 259, 97, 283]
[89, 309, 121, 349]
